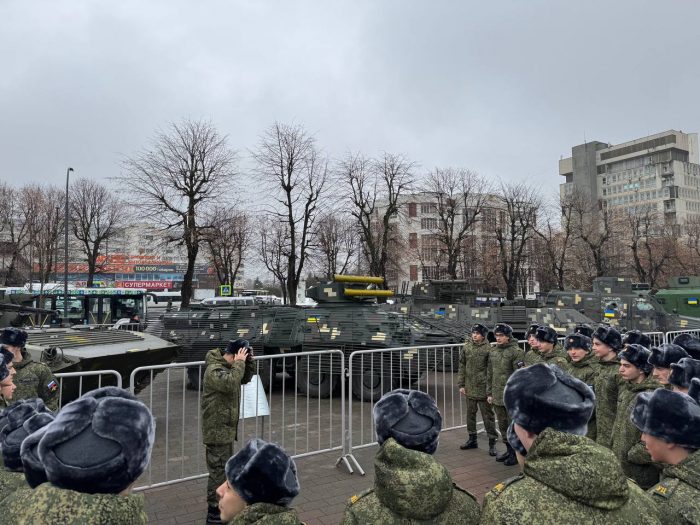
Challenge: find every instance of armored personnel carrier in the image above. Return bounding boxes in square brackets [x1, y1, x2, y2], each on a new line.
[161, 275, 457, 401]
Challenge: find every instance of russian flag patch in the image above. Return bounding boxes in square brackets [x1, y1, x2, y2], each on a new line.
[47, 380, 58, 392]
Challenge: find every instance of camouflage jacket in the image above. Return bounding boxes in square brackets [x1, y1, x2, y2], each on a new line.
[0, 484, 147, 525]
[457, 339, 491, 399]
[564, 354, 599, 440]
[525, 344, 569, 368]
[0, 469, 26, 503]
[594, 357, 621, 449]
[486, 337, 524, 406]
[341, 438, 480, 524]
[648, 449, 700, 524]
[13, 350, 59, 411]
[202, 348, 255, 445]
[481, 428, 660, 524]
[611, 375, 662, 490]
[229, 502, 303, 524]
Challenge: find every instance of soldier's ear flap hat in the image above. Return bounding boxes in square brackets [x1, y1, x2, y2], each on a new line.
[618, 344, 653, 375]
[631, 388, 700, 450]
[226, 338, 251, 354]
[535, 326, 558, 344]
[21, 416, 55, 488]
[0, 355, 9, 382]
[225, 438, 300, 507]
[526, 324, 539, 337]
[565, 334, 592, 352]
[471, 324, 488, 338]
[574, 324, 593, 338]
[0, 327, 27, 347]
[493, 323, 513, 337]
[672, 334, 700, 360]
[622, 330, 651, 348]
[689, 377, 700, 404]
[669, 358, 700, 390]
[39, 386, 155, 494]
[592, 325, 622, 351]
[648, 344, 689, 369]
[0, 400, 52, 471]
[504, 364, 594, 436]
[373, 388, 442, 455]
[0, 346, 14, 366]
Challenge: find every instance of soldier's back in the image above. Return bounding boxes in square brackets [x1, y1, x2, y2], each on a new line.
[649, 450, 700, 524]
[0, 469, 26, 502]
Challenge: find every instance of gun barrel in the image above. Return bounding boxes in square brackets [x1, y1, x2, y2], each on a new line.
[334, 274, 385, 285]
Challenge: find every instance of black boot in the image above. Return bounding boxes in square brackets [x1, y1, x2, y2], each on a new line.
[495, 442, 510, 462]
[206, 507, 223, 525]
[460, 433, 478, 450]
[503, 443, 518, 466]
[488, 438, 497, 457]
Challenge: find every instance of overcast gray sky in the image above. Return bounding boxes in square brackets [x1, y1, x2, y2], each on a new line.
[2, 0, 699, 196]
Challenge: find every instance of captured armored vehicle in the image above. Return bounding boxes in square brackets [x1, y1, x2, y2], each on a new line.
[161, 275, 457, 401]
[653, 276, 700, 328]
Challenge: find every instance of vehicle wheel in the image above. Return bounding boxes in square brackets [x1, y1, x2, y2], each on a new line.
[351, 362, 392, 402]
[296, 369, 339, 398]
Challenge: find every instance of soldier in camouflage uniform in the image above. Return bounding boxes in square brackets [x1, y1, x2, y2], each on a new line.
[342, 389, 480, 524]
[0, 354, 15, 408]
[1, 386, 154, 525]
[648, 344, 688, 388]
[563, 333, 598, 440]
[526, 326, 568, 367]
[458, 323, 497, 455]
[203, 339, 256, 524]
[524, 323, 540, 362]
[1, 328, 59, 411]
[216, 438, 302, 525]
[611, 344, 661, 490]
[481, 363, 660, 524]
[486, 323, 524, 466]
[669, 357, 700, 394]
[631, 377, 700, 524]
[591, 324, 623, 449]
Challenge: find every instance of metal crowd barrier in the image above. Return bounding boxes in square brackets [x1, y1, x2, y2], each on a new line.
[130, 350, 346, 491]
[54, 370, 123, 410]
[664, 329, 700, 344]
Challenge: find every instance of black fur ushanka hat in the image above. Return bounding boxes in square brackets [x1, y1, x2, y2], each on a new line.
[21, 418, 54, 488]
[648, 344, 689, 369]
[471, 324, 489, 338]
[631, 387, 700, 449]
[592, 325, 623, 351]
[574, 324, 594, 338]
[0, 328, 27, 347]
[622, 330, 651, 349]
[673, 334, 700, 360]
[669, 358, 700, 390]
[535, 326, 558, 345]
[565, 334, 592, 352]
[619, 344, 652, 375]
[0, 404, 53, 472]
[493, 323, 513, 336]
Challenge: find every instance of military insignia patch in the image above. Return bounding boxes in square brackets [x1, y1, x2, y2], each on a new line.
[653, 483, 671, 498]
[350, 495, 359, 504]
[47, 380, 58, 392]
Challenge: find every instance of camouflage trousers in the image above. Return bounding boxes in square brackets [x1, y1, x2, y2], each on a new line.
[492, 404, 510, 444]
[206, 443, 233, 509]
[466, 397, 498, 440]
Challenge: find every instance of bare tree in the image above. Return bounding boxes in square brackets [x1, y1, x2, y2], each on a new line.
[627, 205, 678, 287]
[571, 193, 617, 280]
[252, 122, 327, 305]
[340, 152, 414, 286]
[258, 216, 289, 304]
[314, 213, 358, 279]
[204, 206, 252, 286]
[0, 185, 34, 285]
[533, 192, 577, 290]
[423, 167, 489, 279]
[70, 178, 125, 287]
[120, 119, 237, 306]
[494, 182, 540, 300]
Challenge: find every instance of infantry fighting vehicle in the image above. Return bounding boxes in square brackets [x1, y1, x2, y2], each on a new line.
[653, 276, 700, 326]
[160, 275, 457, 401]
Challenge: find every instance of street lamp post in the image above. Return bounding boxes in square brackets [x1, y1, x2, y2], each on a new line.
[64, 167, 73, 327]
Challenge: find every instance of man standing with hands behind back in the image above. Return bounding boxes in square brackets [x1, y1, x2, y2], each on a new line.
[202, 338, 256, 524]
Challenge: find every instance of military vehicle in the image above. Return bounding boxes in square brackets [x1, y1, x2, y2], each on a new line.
[544, 276, 697, 332]
[160, 275, 458, 401]
[653, 276, 700, 325]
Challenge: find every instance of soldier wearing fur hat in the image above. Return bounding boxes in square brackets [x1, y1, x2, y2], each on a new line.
[610, 344, 661, 489]
[648, 343, 689, 387]
[563, 333, 598, 440]
[215, 438, 302, 524]
[486, 323, 524, 466]
[525, 323, 540, 359]
[0, 386, 154, 525]
[458, 324, 497, 455]
[623, 329, 652, 348]
[342, 389, 480, 524]
[574, 323, 594, 338]
[1, 328, 58, 411]
[591, 324, 623, 448]
[481, 364, 659, 524]
[669, 357, 700, 394]
[0, 353, 16, 408]
[203, 338, 257, 524]
[672, 333, 700, 360]
[631, 378, 700, 524]
[526, 326, 568, 367]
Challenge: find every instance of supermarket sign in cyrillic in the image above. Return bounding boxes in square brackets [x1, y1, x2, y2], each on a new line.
[116, 281, 173, 289]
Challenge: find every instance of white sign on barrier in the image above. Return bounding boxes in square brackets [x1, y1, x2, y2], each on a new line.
[239, 375, 270, 418]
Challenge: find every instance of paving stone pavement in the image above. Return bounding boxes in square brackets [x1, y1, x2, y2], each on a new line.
[143, 428, 515, 525]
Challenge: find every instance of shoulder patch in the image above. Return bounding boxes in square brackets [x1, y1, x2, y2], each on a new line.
[349, 488, 373, 505]
[490, 474, 524, 496]
[651, 479, 678, 499]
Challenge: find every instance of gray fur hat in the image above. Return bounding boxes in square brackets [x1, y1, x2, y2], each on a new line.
[619, 344, 652, 375]
[673, 334, 700, 360]
[564, 334, 592, 352]
[574, 324, 594, 338]
[471, 324, 489, 338]
[493, 323, 513, 336]
[0, 328, 27, 347]
[623, 330, 651, 348]
[0, 355, 9, 382]
[373, 389, 442, 454]
[0, 399, 52, 471]
[0, 345, 14, 365]
[669, 358, 700, 390]
[39, 386, 155, 494]
[504, 364, 595, 436]
[535, 326, 558, 344]
[526, 324, 539, 337]
[592, 325, 623, 351]
[20, 417, 54, 488]
[648, 344, 689, 369]
[225, 438, 300, 506]
[631, 388, 700, 449]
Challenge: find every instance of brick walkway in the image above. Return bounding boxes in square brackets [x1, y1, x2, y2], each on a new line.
[144, 429, 515, 525]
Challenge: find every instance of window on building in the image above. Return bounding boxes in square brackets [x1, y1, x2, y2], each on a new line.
[409, 265, 418, 281]
[408, 202, 417, 217]
[421, 218, 438, 229]
[420, 203, 437, 214]
[408, 233, 417, 249]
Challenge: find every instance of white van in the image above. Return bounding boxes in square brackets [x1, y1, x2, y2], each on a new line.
[200, 296, 256, 307]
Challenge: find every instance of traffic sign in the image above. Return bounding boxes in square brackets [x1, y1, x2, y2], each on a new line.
[219, 284, 232, 296]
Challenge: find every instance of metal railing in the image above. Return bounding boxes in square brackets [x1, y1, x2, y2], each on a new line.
[664, 329, 700, 344]
[54, 370, 123, 410]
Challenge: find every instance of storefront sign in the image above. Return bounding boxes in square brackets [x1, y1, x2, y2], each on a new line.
[116, 281, 173, 289]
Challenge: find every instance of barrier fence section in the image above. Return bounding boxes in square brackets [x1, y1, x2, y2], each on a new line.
[130, 349, 346, 492]
[644, 331, 665, 347]
[664, 329, 700, 344]
[54, 370, 123, 410]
